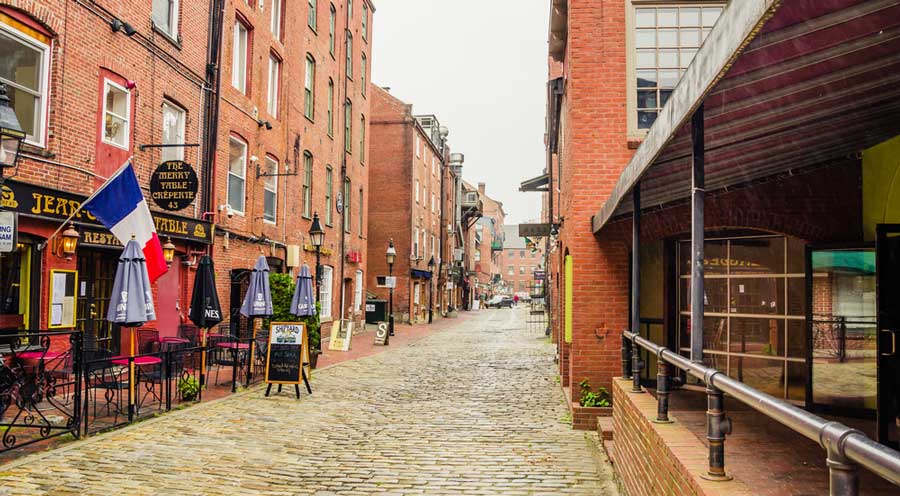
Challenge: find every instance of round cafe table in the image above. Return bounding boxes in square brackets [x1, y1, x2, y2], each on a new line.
[15, 351, 63, 361]
[215, 342, 250, 350]
[111, 356, 163, 366]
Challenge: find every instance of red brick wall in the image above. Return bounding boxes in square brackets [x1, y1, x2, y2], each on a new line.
[612, 379, 756, 496]
[502, 247, 545, 294]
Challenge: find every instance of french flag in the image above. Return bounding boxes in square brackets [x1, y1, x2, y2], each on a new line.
[83, 162, 168, 282]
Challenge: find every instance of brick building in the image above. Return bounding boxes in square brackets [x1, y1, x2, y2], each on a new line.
[458, 181, 504, 305]
[544, 0, 900, 493]
[0, 0, 214, 350]
[367, 86, 457, 324]
[211, 0, 374, 333]
[501, 224, 544, 296]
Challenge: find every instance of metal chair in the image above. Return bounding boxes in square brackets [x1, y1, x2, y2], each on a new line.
[83, 349, 127, 424]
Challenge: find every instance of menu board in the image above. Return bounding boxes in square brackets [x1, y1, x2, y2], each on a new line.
[264, 322, 307, 385]
[49, 270, 77, 328]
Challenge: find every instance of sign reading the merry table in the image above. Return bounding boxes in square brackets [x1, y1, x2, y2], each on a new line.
[149, 160, 198, 211]
[265, 322, 309, 384]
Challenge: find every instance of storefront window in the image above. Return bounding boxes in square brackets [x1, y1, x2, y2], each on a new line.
[677, 235, 806, 401]
[0, 243, 33, 330]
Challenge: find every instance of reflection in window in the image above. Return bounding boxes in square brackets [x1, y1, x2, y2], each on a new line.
[0, 25, 49, 145]
[103, 80, 130, 148]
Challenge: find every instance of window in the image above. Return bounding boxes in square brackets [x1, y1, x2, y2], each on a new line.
[327, 79, 334, 136]
[414, 283, 420, 305]
[431, 192, 436, 213]
[227, 137, 247, 214]
[520, 250, 525, 258]
[152, 0, 179, 39]
[358, 188, 364, 237]
[0, 22, 50, 145]
[519, 266, 525, 275]
[268, 54, 280, 117]
[343, 180, 351, 233]
[354, 270, 363, 312]
[304, 55, 315, 120]
[361, 53, 367, 96]
[263, 156, 278, 223]
[634, 4, 722, 130]
[320, 266, 333, 319]
[359, 115, 365, 162]
[270, 0, 283, 38]
[302, 151, 313, 218]
[431, 234, 435, 257]
[345, 32, 353, 79]
[474, 250, 481, 262]
[362, 3, 368, 41]
[344, 100, 352, 153]
[348, 0, 353, 17]
[432, 156, 436, 175]
[102, 80, 130, 149]
[508, 265, 514, 276]
[415, 134, 420, 158]
[325, 166, 333, 225]
[231, 20, 249, 93]
[161, 101, 185, 162]
[414, 228, 419, 258]
[308, 0, 318, 32]
[329, 4, 336, 56]
[415, 179, 420, 203]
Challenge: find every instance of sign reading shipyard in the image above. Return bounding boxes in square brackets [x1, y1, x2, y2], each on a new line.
[149, 160, 198, 211]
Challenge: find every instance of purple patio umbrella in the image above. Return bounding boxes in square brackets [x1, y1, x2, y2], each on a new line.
[240, 255, 273, 318]
[290, 264, 316, 317]
[107, 238, 156, 327]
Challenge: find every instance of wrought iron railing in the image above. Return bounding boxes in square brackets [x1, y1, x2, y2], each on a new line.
[622, 330, 900, 495]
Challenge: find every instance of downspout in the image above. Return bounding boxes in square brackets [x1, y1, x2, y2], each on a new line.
[202, 0, 226, 256]
[338, 1, 351, 323]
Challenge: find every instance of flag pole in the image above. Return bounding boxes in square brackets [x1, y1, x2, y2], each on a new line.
[36, 158, 133, 252]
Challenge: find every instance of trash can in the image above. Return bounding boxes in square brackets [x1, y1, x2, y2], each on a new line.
[365, 299, 387, 324]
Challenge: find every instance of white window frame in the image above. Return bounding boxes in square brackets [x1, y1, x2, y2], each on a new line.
[270, 0, 282, 38]
[227, 136, 247, 215]
[325, 166, 334, 225]
[414, 228, 419, 258]
[361, 53, 367, 96]
[431, 192, 436, 213]
[0, 24, 50, 147]
[101, 79, 131, 150]
[362, 3, 368, 41]
[414, 283, 420, 305]
[303, 151, 313, 218]
[161, 101, 185, 162]
[231, 20, 249, 93]
[415, 134, 420, 158]
[263, 155, 278, 224]
[305, 55, 315, 120]
[320, 265, 334, 319]
[415, 179, 420, 203]
[345, 32, 353, 79]
[268, 55, 280, 118]
[308, 0, 317, 30]
[354, 270, 363, 312]
[152, 0, 180, 39]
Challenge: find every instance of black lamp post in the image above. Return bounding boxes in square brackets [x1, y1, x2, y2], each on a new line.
[386, 239, 396, 336]
[427, 256, 435, 324]
[0, 83, 25, 177]
[309, 212, 325, 350]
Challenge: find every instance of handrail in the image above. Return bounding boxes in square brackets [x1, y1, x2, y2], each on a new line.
[623, 330, 900, 491]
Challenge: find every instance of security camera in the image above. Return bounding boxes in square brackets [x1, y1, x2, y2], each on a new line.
[249, 155, 259, 163]
[219, 204, 235, 219]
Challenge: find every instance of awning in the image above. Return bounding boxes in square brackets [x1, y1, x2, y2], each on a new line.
[411, 269, 433, 279]
[520, 173, 550, 192]
[593, 0, 900, 233]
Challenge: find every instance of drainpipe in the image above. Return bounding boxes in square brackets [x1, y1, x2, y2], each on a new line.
[338, 0, 352, 323]
[201, 0, 226, 257]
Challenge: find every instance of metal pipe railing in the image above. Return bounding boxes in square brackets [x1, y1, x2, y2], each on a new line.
[623, 330, 900, 495]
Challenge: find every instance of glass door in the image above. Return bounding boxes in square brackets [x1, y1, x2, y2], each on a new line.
[876, 226, 900, 448]
[76, 249, 120, 352]
[808, 248, 877, 417]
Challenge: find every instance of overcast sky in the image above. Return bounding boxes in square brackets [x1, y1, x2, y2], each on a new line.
[371, 0, 548, 225]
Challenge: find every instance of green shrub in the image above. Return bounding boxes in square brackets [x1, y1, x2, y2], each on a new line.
[266, 272, 321, 351]
[178, 376, 200, 401]
[578, 379, 610, 408]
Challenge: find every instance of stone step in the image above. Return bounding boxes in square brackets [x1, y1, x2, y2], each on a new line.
[597, 416, 614, 441]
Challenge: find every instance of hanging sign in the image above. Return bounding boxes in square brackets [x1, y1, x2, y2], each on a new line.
[336, 192, 344, 214]
[149, 160, 199, 211]
[0, 211, 17, 253]
[265, 322, 310, 385]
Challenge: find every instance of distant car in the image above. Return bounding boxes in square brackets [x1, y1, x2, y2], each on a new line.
[515, 292, 532, 302]
[485, 295, 514, 308]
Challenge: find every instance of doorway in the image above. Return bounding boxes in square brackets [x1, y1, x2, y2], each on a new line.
[876, 225, 900, 448]
[229, 269, 250, 338]
[76, 248, 120, 353]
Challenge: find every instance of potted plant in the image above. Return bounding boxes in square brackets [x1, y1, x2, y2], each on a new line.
[267, 273, 321, 368]
[178, 375, 201, 402]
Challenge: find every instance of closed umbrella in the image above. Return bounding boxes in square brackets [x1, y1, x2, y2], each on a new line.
[290, 264, 316, 317]
[238, 255, 272, 389]
[106, 237, 156, 419]
[189, 255, 222, 389]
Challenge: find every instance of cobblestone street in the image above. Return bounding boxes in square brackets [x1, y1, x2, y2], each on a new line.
[0, 309, 617, 495]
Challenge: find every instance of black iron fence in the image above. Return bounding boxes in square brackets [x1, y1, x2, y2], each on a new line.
[2, 324, 271, 454]
[622, 330, 900, 495]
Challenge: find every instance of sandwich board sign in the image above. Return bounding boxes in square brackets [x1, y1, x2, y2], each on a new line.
[264, 322, 312, 398]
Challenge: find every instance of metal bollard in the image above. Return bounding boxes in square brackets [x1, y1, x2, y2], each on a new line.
[653, 354, 673, 424]
[621, 334, 632, 379]
[631, 335, 644, 393]
[702, 382, 733, 481]
[821, 422, 861, 496]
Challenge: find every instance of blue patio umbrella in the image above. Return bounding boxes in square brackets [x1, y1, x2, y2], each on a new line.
[107, 238, 156, 327]
[240, 255, 273, 318]
[290, 264, 316, 317]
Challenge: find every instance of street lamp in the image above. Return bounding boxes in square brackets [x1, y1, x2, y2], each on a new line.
[386, 239, 396, 336]
[427, 256, 435, 324]
[309, 212, 325, 349]
[162, 237, 176, 265]
[0, 83, 25, 173]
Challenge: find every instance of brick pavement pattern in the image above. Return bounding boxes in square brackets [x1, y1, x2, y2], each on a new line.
[0, 309, 618, 495]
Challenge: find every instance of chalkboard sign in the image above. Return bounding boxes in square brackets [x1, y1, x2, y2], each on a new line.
[264, 323, 306, 384]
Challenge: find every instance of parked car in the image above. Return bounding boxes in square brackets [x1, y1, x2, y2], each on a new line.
[515, 292, 532, 302]
[485, 295, 514, 308]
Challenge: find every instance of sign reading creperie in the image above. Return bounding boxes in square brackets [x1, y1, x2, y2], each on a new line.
[2, 180, 213, 244]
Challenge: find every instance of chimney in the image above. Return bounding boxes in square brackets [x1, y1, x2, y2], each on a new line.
[478, 182, 486, 196]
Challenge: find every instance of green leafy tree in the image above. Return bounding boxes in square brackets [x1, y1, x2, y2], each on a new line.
[266, 273, 321, 351]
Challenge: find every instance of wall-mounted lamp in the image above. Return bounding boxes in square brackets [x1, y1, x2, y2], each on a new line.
[52, 223, 79, 260]
[110, 19, 138, 36]
[256, 119, 272, 130]
[162, 237, 176, 265]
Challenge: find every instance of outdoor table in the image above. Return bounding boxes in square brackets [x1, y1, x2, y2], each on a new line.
[15, 351, 63, 361]
[111, 356, 163, 366]
[215, 342, 250, 350]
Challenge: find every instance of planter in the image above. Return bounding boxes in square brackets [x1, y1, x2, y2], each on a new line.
[309, 350, 320, 369]
[572, 404, 613, 431]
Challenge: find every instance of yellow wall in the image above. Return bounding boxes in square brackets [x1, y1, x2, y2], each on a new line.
[863, 135, 900, 241]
